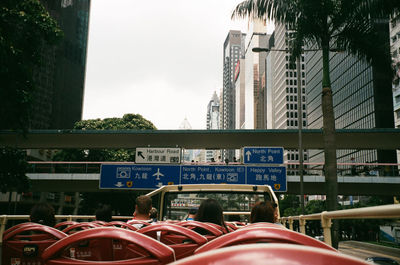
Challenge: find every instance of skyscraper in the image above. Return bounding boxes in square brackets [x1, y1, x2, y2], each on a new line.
[31, 0, 90, 129]
[221, 30, 246, 160]
[306, 21, 396, 168]
[264, 24, 308, 174]
[243, 19, 269, 129]
[390, 11, 400, 164]
[206, 92, 220, 162]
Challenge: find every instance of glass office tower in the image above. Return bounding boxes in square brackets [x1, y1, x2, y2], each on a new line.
[306, 22, 396, 170]
[31, 0, 90, 129]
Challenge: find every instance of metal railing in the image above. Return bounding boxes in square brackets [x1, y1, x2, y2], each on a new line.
[280, 204, 400, 246]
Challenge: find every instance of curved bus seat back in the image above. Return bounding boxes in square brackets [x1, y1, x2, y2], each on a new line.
[91, 220, 108, 226]
[62, 222, 100, 234]
[139, 223, 207, 259]
[171, 244, 371, 265]
[105, 221, 138, 231]
[3, 222, 35, 236]
[176, 221, 223, 241]
[204, 222, 232, 233]
[2, 224, 67, 265]
[195, 227, 337, 254]
[54, 221, 79, 231]
[41, 227, 175, 265]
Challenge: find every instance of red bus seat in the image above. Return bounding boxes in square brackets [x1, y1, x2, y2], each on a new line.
[225, 222, 238, 231]
[62, 222, 100, 234]
[2, 224, 67, 265]
[171, 244, 371, 265]
[139, 223, 207, 259]
[54, 221, 79, 231]
[176, 221, 223, 241]
[91, 220, 108, 226]
[105, 221, 138, 231]
[3, 222, 35, 236]
[41, 227, 175, 265]
[195, 227, 336, 254]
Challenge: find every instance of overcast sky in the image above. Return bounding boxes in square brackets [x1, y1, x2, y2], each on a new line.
[82, 0, 251, 129]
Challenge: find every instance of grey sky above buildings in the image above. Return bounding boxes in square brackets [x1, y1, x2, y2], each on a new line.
[83, 0, 255, 129]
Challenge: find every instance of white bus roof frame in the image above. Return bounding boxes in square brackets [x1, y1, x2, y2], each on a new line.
[146, 184, 279, 221]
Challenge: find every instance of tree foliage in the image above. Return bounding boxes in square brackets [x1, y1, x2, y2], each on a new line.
[0, 0, 63, 130]
[53, 114, 157, 162]
[0, 148, 30, 193]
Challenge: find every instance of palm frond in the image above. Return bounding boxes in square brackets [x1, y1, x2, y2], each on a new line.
[231, 0, 298, 25]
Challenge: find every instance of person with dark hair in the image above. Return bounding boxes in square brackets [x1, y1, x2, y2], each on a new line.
[30, 202, 56, 227]
[195, 198, 229, 233]
[95, 204, 113, 222]
[250, 201, 278, 223]
[149, 207, 158, 222]
[186, 207, 198, 221]
[128, 195, 153, 228]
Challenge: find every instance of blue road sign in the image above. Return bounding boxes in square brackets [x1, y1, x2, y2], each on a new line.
[246, 166, 287, 192]
[243, 147, 284, 164]
[100, 164, 286, 192]
[100, 164, 180, 189]
[180, 165, 246, 185]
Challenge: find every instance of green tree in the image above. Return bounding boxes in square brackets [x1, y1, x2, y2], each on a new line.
[232, 0, 399, 246]
[53, 114, 157, 162]
[0, 0, 63, 130]
[53, 114, 157, 215]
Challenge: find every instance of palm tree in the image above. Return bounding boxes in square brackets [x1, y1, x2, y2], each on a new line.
[232, 0, 399, 246]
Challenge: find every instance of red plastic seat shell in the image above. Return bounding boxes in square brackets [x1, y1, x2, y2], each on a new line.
[139, 223, 207, 259]
[171, 244, 371, 265]
[195, 227, 336, 254]
[41, 227, 175, 265]
[2, 224, 67, 265]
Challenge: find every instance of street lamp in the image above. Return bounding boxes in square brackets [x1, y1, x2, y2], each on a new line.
[252, 47, 305, 214]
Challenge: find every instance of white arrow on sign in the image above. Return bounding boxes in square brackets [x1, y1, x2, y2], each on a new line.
[245, 150, 252, 161]
[115, 182, 124, 188]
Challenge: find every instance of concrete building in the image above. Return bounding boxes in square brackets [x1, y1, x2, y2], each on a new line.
[31, 0, 90, 129]
[306, 21, 396, 171]
[390, 11, 400, 164]
[206, 92, 221, 162]
[264, 24, 308, 174]
[235, 58, 246, 130]
[243, 19, 269, 129]
[221, 30, 246, 160]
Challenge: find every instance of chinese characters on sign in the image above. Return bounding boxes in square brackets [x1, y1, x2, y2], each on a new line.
[100, 164, 286, 191]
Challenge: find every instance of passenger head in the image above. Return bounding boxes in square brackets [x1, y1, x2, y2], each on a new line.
[149, 207, 158, 219]
[30, 202, 56, 227]
[95, 204, 113, 222]
[135, 195, 152, 215]
[250, 201, 277, 223]
[195, 198, 225, 226]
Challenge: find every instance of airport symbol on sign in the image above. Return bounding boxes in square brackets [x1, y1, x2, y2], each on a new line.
[135, 147, 181, 164]
[243, 147, 284, 164]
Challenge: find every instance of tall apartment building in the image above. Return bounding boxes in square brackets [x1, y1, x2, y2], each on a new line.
[306, 21, 396, 169]
[222, 30, 246, 130]
[221, 30, 246, 160]
[390, 11, 400, 164]
[31, 0, 90, 129]
[243, 20, 269, 129]
[265, 24, 308, 174]
[206, 92, 221, 162]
